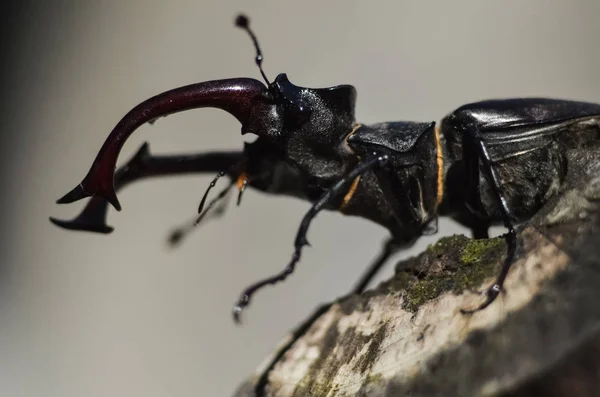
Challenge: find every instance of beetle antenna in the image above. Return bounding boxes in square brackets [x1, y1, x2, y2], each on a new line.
[198, 171, 226, 213]
[167, 186, 231, 247]
[194, 182, 234, 226]
[235, 14, 270, 86]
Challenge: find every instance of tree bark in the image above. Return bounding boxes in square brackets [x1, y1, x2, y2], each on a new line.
[233, 150, 600, 397]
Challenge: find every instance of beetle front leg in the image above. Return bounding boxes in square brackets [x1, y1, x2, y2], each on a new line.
[50, 142, 243, 233]
[232, 154, 390, 323]
[458, 123, 517, 313]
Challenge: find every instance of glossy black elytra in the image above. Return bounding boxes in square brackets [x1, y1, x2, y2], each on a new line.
[51, 14, 600, 396]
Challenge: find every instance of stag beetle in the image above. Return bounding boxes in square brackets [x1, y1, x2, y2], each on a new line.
[52, 13, 600, 362]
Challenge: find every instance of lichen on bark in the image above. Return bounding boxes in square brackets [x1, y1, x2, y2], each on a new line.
[395, 235, 505, 313]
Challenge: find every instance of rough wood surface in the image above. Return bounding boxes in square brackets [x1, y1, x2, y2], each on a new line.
[233, 150, 600, 397]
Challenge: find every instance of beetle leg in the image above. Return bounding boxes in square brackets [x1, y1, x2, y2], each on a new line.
[459, 124, 517, 314]
[232, 154, 390, 323]
[253, 237, 401, 396]
[50, 142, 242, 234]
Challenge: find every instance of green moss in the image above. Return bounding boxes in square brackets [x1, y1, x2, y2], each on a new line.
[460, 237, 505, 265]
[426, 234, 471, 257]
[396, 235, 506, 313]
[403, 273, 455, 312]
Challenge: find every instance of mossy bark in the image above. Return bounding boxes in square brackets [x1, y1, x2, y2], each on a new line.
[233, 149, 600, 397]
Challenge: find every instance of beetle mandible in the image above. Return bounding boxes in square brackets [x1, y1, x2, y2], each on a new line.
[52, 15, 600, 325]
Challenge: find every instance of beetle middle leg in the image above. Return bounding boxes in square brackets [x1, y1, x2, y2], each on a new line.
[457, 123, 517, 313]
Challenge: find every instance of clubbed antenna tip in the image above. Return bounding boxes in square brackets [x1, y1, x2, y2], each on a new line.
[235, 14, 249, 28]
[234, 13, 270, 86]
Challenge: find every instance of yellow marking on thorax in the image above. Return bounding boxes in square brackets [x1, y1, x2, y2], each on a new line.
[344, 123, 363, 151]
[338, 124, 364, 212]
[435, 125, 445, 206]
[340, 176, 361, 212]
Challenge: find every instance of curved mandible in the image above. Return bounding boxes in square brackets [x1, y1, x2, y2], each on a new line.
[56, 78, 267, 210]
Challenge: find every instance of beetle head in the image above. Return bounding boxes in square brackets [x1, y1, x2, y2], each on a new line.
[236, 15, 356, 147]
[244, 73, 356, 142]
[236, 15, 358, 182]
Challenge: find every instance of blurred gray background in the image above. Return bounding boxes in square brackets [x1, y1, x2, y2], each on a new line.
[2, 1, 600, 396]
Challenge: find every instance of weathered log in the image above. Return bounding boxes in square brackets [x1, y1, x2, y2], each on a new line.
[233, 149, 600, 397]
